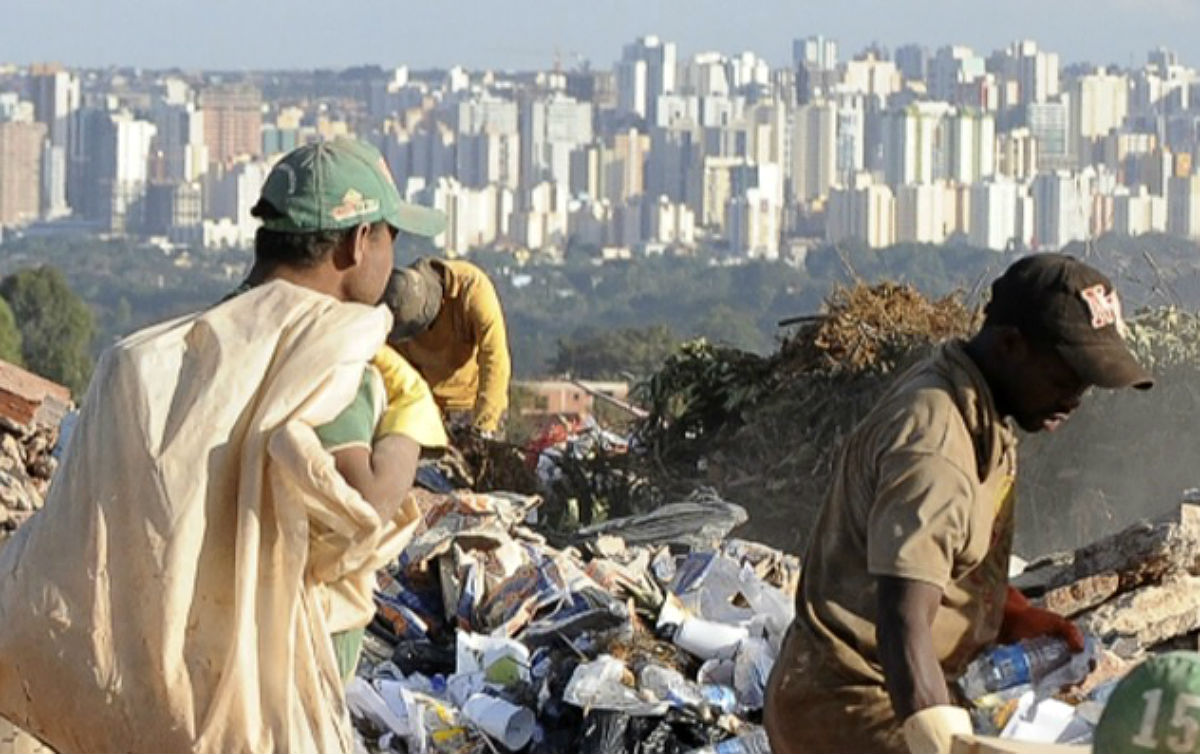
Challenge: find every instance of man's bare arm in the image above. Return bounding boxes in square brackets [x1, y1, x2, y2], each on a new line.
[877, 575, 951, 720]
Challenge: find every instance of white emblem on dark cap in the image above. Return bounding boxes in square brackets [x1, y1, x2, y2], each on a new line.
[1080, 284, 1125, 332]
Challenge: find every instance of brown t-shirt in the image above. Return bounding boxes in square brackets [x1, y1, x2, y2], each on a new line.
[790, 340, 1017, 686]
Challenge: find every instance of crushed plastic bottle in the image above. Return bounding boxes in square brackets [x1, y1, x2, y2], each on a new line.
[958, 634, 1096, 700]
[639, 665, 739, 715]
[689, 726, 771, 754]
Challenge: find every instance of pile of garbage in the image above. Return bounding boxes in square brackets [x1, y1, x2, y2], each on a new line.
[347, 474, 799, 754]
[0, 420, 57, 536]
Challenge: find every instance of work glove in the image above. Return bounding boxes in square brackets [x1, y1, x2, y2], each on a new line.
[902, 704, 973, 754]
[998, 585, 1085, 651]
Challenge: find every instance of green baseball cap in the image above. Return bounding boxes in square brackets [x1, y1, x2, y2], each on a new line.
[256, 137, 446, 236]
[1094, 651, 1200, 754]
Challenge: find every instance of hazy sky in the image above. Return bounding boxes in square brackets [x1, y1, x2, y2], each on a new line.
[3, 0, 1195, 72]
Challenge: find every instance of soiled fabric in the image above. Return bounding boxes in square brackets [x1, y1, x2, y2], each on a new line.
[765, 624, 907, 754]
[765, 341, 1018, 754]
[0, 280, 421, 753]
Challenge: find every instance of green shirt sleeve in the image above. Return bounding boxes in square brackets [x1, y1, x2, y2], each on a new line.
[315, 369, 381, 452]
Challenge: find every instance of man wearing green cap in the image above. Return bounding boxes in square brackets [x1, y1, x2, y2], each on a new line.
[241, 137, 452, 682]
[0, 137, 447, 753]
[383, 257, 512, 436]
[765, 254, 1153, 754]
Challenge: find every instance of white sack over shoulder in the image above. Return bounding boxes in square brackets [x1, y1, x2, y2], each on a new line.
[0, 280, 404, 753]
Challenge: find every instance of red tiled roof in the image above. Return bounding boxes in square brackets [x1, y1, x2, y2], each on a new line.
[0, 359, 71, 428]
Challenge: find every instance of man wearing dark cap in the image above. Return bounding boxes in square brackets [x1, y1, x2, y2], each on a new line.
[383, 257, 511, 436]
[764, 254, 1153, 754]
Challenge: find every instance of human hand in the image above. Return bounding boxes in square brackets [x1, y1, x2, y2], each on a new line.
[999, 586, 1085, 651]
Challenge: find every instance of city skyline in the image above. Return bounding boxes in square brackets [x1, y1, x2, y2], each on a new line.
[2, 0, 1196, 72]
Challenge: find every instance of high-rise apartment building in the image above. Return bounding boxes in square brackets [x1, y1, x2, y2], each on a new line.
[29, 63, 79, 218]
[679, 53, 730, 98]
[73, 110, 157, 232]
[1069, 71, 1129, 167]
[894, 45, 930, 83]
[790, 101, 837, 202]
[1013, 40, 1060, 106]
[842, 54, 902, 101]
[1113, 185, 1167, 235]
[0, 121, 47, 227]
[1031, 170, 1091, 250]
[827, 173, 896, 248]
[1027, 98, 1072, 170]
[198, 83, 263, 167]
[616, 36, 676, 124]
[457, 97, 519, 136]
[456, 131, 520, 190]
[792, 36, 838, 71]
[519, 95, 593, 195]
[430, 178, 512, 255]
[599, 129, 650, 205]
[929, 46, 986, 103]
[834, 92, 867, 183]
[998, 128, 1039, 180]
[969, 178, 1032, 250]
[153, 103, 208, 183]
[646, 125, 702, 205]
[728, 187, 780, 259]
[881, 102, 953, 186]
[896, 182, 951, 243]
[1167, 174, 1200, 239]
[947, 109, 996, 184]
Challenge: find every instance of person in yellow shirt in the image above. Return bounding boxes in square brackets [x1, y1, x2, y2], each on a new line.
[383, 257, 512, 436]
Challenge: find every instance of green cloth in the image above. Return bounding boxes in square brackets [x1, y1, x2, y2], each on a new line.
[331, 628, 365, 682]
[258, 137, 445, 236]
[314, 369, 381, 452]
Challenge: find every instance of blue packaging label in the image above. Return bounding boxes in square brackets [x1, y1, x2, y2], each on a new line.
[990, 644, 1032, 688]
[702, 685, 739, 714]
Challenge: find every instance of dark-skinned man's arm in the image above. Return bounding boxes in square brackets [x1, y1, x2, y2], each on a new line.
[877, 575, 973, 753]
[877, 575, 949, 720]
[868, 449, 978, 753]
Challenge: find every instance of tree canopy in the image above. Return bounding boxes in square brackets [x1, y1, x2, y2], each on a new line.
[552, 324, 681, 380]
[0, 297, 23, 366]
[0, 266, 96, 396]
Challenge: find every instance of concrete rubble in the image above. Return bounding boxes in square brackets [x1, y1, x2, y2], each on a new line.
[1016, 501, 1200, 651]
[0, 360, 71, 539]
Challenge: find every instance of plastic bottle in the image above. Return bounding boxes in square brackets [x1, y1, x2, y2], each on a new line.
[958, 636, 1078, 700]
[639, 665, 740, 715]
[689, 727, 771, 754]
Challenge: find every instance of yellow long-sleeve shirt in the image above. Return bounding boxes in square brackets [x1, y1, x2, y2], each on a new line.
[397, 259, 511, 432]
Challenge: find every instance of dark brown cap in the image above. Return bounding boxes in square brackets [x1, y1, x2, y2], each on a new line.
[382, 258, 443, 342]
[985, 253, 1153, 390]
